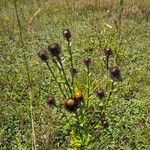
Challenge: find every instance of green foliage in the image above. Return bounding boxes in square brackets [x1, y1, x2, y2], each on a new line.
[0, 0, 150, 149]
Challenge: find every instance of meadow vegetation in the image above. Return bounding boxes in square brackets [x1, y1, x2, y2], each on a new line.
[0, 0, 150, 149]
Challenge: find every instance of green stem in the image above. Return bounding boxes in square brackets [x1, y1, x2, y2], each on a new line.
[87, 66, 90, 107]
[14, 0, 31, 87]
[67, 40, 75, 94]
[107, 81, 114, 103]
[53, 58, 70, 98]
[14, 1, 36, 149]
[106, 57, 109, 70]
[58, 60, 73, 97]
[75, 111, 84, 147]
[46, 61, 66, 98]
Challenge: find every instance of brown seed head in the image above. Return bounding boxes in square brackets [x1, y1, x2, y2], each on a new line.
[83, 58, 91, 67]
[37, 50, 49, 61]
[46, 96, 55, 106]
[64, 99, 76, 112]
[104, 47, 112, 57]
[101, 120, 109, 128]
[70, 68, 77, 76]
[96, 88, 105, 99]
[109, 66, 121, 80]
[48, 43, 61, 57]
[74, 91, 83, 103]
[62, 29, 71, 40]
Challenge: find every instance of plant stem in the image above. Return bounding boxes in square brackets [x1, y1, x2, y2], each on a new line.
[86, 65, 90, 107]
[75, 111, 84, 146]
[107, 81, 114, 103]
[14, 1, 36, 149]
[58, 60, 73, 97]
[67, 40, 74, 94]
[118, 0, 124, 39]
[53, 57, 70, 98]
[14, 0, 31, 87]
[105, 58, 110, 91]
[106, 56, 110, 70]
[46, 61, 66, 98]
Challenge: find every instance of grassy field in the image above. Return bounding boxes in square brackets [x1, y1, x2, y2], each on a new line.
[0, 0, 150, 149]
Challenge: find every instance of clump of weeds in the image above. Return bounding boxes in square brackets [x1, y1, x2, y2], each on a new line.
[37, 29, 123, 149]
[1, 1, 149, 149]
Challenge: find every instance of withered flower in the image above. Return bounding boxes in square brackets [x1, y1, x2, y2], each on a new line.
[104, 47, 112, 58]
[37, 50, 49, 61]
[109, 66, 121, 80]
[83, 58, 91, 67]
[48, 43, 61, 57]
[64, 99, 76, 112]
[70, 68, 77, 76]
[101, 119, 109, 128]
[62, 29, 71, 40]
[46, 96, 56, 106]
[74, 91, 84, 103]
[95, 88, 105, 99]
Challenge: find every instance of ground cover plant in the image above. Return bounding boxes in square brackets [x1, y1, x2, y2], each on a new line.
[0, 0, 150, 149]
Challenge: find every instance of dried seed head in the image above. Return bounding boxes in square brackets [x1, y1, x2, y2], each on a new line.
[109, 66, 121, 80]
[83, 58, 91, 67]
[74, 91, 83, 103]
[64, 99, 76, 112]
[70, 68, 77, 76]
[48, 43, 61, 57]
[46, 96, 55, 106]
[96, 88, 105, 99]
[62, 29, 71, 40]
[37, 50, 49, 61]
[104, 47, 112, 57]
[101, 120, 109, 128]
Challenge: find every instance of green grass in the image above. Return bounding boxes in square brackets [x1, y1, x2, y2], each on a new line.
[0, 0, 150, 149]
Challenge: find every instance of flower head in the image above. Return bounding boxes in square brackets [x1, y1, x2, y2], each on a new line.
[37, 50, 49, 61]
[46, 96, 55, 106]
[70, 68, 77, 76]
[48, 43, 61, 57]
[64, 99, 76, 112]
[101, 119, 109, 128]
[109, 66, 121, 80]
[74, 91, 83, 103]
[62, 29, 71, 40]
[95, 88, 105, 99]
[83, 58, 91, 67]
[104, 47, 112, 58]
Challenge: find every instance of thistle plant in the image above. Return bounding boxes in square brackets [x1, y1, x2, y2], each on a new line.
[37, 29, 123, 149]
[103, 47, 112, 70]
[46, 96, 56, 106]
[63, 29, 75, 95]
[83, 58, 91, 107]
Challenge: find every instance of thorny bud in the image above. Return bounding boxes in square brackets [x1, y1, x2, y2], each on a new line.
[62, 29, 71, 40]
[48, 43, 61, 57]
[104, 47, 112, 58]
[37, 50, 49, 61]
[64, 99, 76, 112]
[70, 68, 77, 76]
[95, 88, 105, 99]
[83, 58, 91, 67]
[74, 91, 84, 103]
[46, 96, 55, 106]
[101, 119, 109, 128]
[109, 66, 121, 80]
